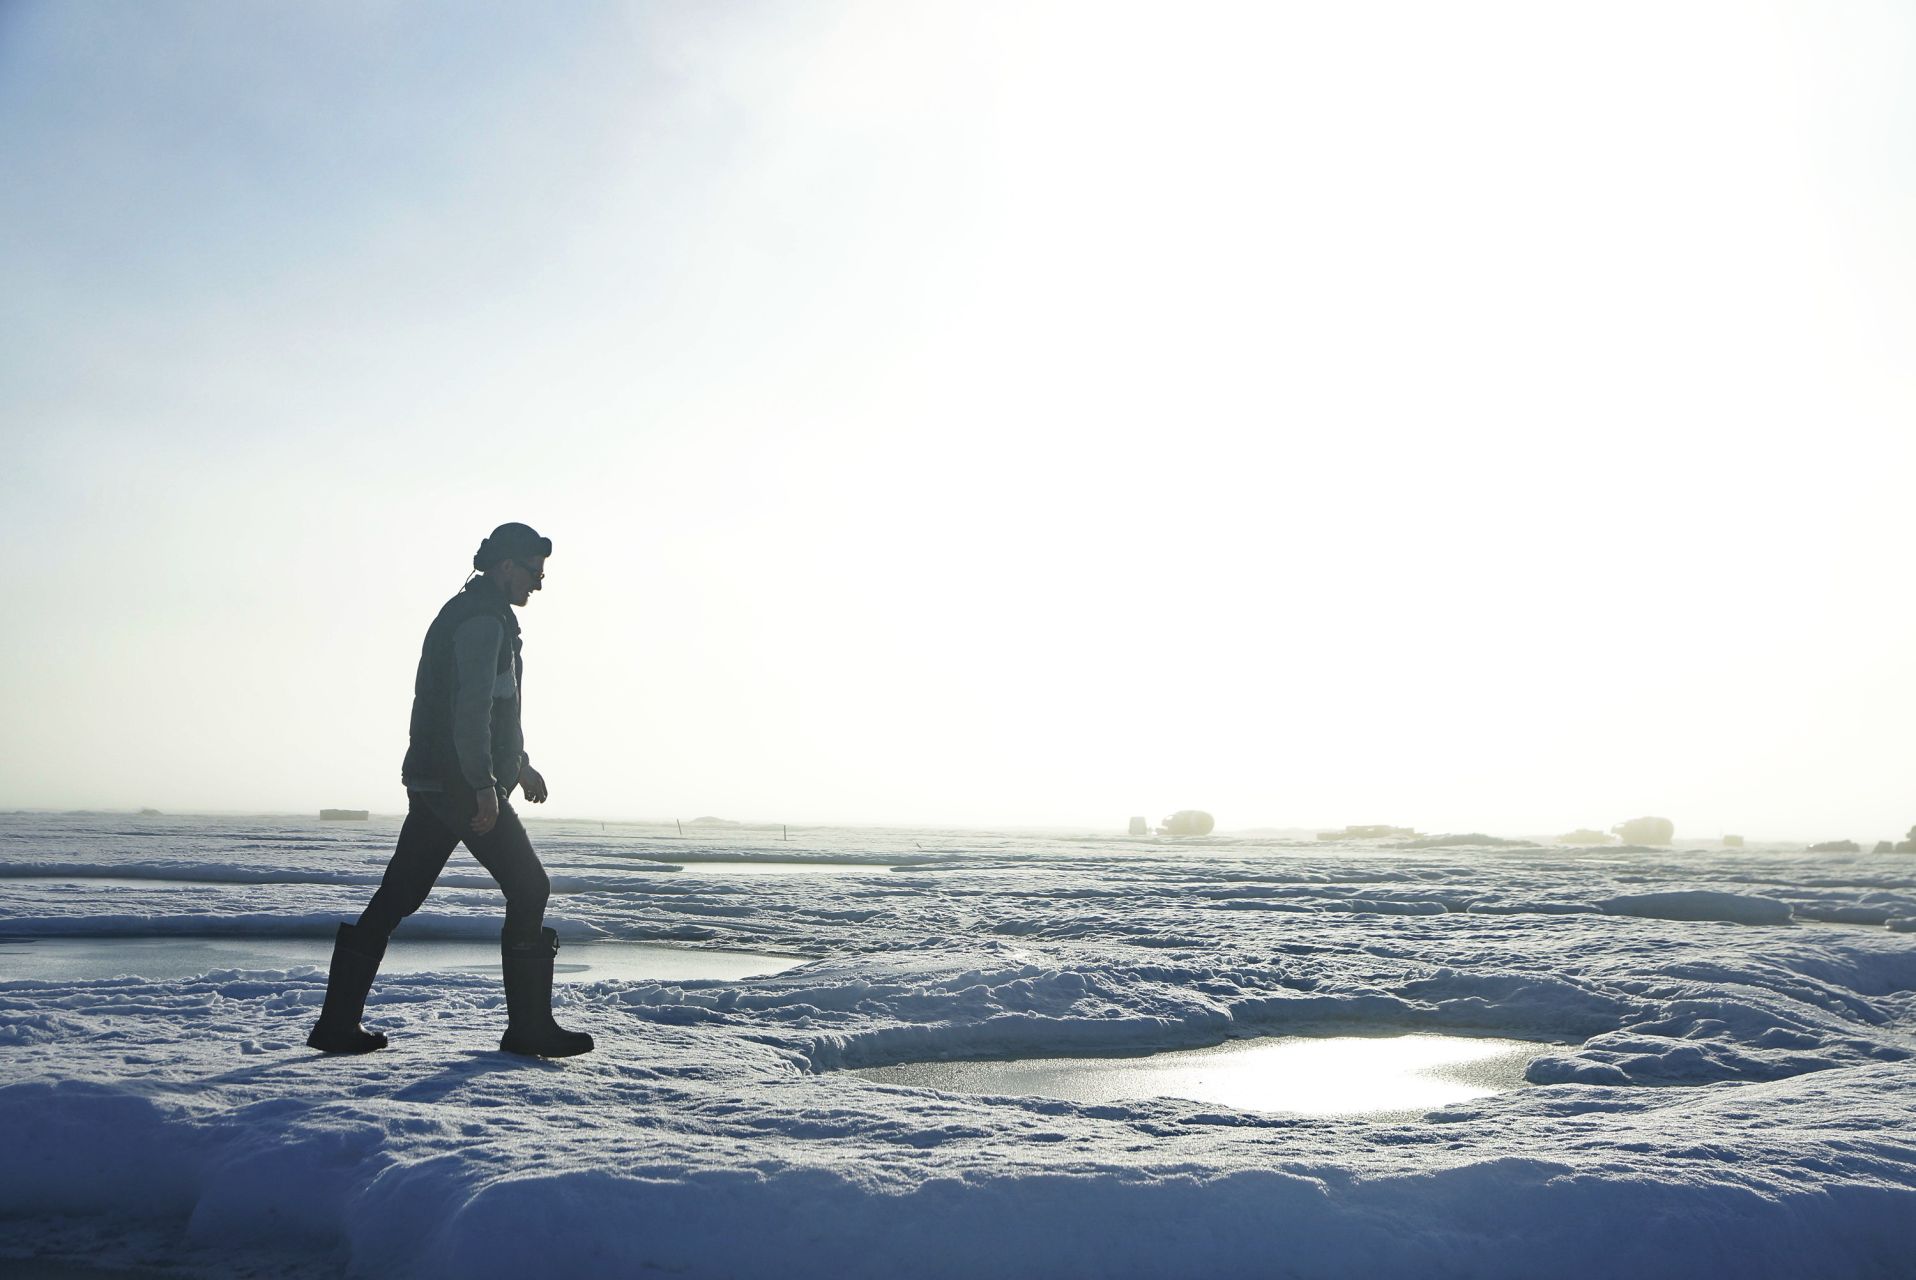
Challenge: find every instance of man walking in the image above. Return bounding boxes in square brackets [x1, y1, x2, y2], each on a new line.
[308, 522, 594, 1058]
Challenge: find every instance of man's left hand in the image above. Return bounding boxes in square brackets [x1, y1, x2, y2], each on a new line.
[519, 764, 549, 804]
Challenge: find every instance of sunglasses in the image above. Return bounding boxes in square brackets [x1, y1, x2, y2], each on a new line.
[510, 559, 545, 583]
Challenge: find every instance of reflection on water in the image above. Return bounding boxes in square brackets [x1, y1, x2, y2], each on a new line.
[853, 1033, 1541, 1117]
[0, 877, 290, 890]
[0, 936, 804, 984]
[638, 860, 905, 877]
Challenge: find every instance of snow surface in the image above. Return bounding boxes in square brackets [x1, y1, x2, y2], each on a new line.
[4, 813, 1916, 1277]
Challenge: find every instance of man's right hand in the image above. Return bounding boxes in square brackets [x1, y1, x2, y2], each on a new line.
[472, 786, 499, 835]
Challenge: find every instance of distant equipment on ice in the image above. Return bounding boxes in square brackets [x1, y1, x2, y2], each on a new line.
[1157, 810, 1215, 836]
[1611, 816, 1674, 845]
[1558, 828, 1615, 845]
[1128, 816, 1149, 836]
[1808, 839, 1860, 853]
[319, 809, 370, 821]
[1721, 834, 1745, 848]
[1316, 825, 1420, 841]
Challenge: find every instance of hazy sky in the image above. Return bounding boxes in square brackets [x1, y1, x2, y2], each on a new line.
[3, 1, 1913, 838]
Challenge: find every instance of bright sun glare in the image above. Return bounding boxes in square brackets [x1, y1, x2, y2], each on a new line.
[3, 1, 1912, 836]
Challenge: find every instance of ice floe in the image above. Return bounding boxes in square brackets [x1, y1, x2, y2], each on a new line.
[2, 813, 1915, 1277]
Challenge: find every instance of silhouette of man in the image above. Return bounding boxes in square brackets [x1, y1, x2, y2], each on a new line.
[308, 522, 593, 1057]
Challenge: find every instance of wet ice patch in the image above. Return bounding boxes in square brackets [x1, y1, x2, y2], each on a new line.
[0, 864, 377, 887]
[0, 937, 804, 984]
[1598, 890, 1792, 925]
[642, 860, 911, 877]
[852, 1033, 1543, 1117]
[0, 877, 280, 892]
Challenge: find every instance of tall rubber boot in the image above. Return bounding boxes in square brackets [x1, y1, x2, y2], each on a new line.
[499, 927, 594, 1058]
[307, 922, 389, 1054]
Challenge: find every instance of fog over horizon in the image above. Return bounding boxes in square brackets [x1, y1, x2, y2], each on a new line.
[4, 2, 1913, 843]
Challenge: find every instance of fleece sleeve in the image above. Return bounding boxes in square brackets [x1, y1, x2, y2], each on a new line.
[450, 615, 505, 790]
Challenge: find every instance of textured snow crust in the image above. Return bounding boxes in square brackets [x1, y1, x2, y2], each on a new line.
[3, 814, 1916, 1277]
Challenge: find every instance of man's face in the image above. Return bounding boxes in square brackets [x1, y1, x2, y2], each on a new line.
[504, 556, 545, 607]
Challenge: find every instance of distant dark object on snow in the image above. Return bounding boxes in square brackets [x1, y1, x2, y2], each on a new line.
[1317, 825, 1420, 841]
[1897, 824, 1916, 853]
[1600, 889, 1792, 925]
[138, 808, 162, 816]
[1873, 841, 1895, 855]
[1157, 810, 1215, 837]
[688, 817, 742, 828]
[319, 809, 369, 821]
[1721, 835, 1745, 848]
[1127, 816, 1148, 836]
[1611, 816, 1674, 845]
[1558, 828, 1614, 845]
[1807, 839, 1860, 853]
[1397, 833, 1540, 849]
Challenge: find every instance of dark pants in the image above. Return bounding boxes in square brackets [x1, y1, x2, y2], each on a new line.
[356, 789, 550, 942]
